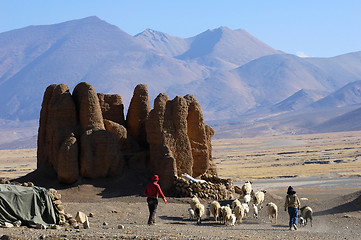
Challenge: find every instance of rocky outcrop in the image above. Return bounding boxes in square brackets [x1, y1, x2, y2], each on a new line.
[185, 95, 214, 177]
[126, 84, 150, 149]
[146, 93, 215, 190]
[72, 82, 105, 132]
[72, 83, 124, 181]
[57, 135, 79, 184]
[98, 93, 125, 126]
[80, 129, 122, 178]
[37, 84, 79, 184]
[103, 119, 131, 153]
[37, 82, 216, 192]
[38, 82, 124, 184]
[205, 125, 217, 176]
[146, 93, 177, 190]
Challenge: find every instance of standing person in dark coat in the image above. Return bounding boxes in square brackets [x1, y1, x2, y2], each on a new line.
[284, 186, 301, 230]
[144, 175, 167, 225]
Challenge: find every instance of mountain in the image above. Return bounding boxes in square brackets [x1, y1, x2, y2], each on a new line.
[212, 104, 361, 139]
[231, 53, 359, 105]
[0, 17, 205, 120]
[307, 51, 361, 84]
[1, 16, 361, 148]
[136, 27, 282, 70]
[177, 27, 282, 69]
[315, 106, 361, 132]
[135, 29, 190, 57]
[0, 17, 285, 122]
[310, 80, 361, 109]
[188, 53, 361, 120]
[271, 89, 329, 112]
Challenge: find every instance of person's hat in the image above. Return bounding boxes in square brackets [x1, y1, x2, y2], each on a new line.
[287, 186, 296, 194]
[152, 175, 159, 181]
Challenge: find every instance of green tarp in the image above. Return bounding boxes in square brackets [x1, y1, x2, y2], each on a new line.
[0, 184, 59, 228]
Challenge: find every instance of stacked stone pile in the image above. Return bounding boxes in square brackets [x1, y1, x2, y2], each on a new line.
[200, 173, 234, 187]
[48, 188, 90, 229]
[169, 174, 235, 200]
[0, 178, 34, 187]
[48, 188, 67, 226]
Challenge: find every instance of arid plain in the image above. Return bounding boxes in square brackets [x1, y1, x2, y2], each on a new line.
[0, 131, 361, 239]
[213, 131, 361, 180]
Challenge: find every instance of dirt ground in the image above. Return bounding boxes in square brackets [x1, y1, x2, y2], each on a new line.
[1, 131, 361, 239]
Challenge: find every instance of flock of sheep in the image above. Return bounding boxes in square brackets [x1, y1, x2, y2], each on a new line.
[188, 181, 313, 228]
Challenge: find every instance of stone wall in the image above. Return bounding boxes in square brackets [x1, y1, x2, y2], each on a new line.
[169, 174, 235, 200]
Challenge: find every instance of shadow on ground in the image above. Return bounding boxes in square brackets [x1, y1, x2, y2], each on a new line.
[14, 166, 151, 199]
[314, 191, 361, 216]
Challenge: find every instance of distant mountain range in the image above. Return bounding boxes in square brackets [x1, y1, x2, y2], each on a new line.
[1, 16, 361, 148]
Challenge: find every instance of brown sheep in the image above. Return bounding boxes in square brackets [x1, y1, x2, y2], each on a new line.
[210, 200, 221, 222]
[266, 202, 278, 224]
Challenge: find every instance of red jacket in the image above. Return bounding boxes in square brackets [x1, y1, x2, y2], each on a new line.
[144, 182, 165, 199]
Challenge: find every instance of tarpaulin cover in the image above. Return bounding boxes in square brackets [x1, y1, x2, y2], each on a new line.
[0, 184, 59, 228]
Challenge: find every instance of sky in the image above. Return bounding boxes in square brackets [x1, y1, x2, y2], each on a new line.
[1, 0, 360, 58]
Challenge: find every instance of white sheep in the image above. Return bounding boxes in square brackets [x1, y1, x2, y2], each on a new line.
[229, 214, 236, 226]
[210, 200, 221, 222]
[243, 194, 251, 204]
[241, 181, 253, 196]
[234, 204, 245, 224]
[299, 206, 313, 227]
[241, 202, 250, 218]
[190, 196, 200, 210]
[232, 199, 242, 210]
[253, 190, 266, 207]
[188, 208, 195, 220]
[252, 204, 259, 219]
[194, 202, 205, 225]
[221, 205, 233, 225]
[266, 202, 278, 224]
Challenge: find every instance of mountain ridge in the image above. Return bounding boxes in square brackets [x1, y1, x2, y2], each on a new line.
[310, 80, 361, 109]
[0, 16, 361, 147]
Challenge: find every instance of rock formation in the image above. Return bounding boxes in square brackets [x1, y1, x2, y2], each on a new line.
[126, 84, 150, 150]
[185, 94, 214, 177]
[57, 135, 79, 184]
[80, 129, 122, 178]
[38, 82, 124, 184]
[37, 82, 217, 193]
[103, 119, 131, 153]
[98, 93, 125, 126]
[72, 82, 105, 132]
[72, 83, 123, 179]
[146, 94, 216, 190]
[37, 84, 79, 184]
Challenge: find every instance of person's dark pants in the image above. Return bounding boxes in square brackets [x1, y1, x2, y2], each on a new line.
[288, 207, 298, 228]
[147, 197, 158, 224]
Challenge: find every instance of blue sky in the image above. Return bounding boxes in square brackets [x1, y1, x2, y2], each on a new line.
[1, 1, 360, 58]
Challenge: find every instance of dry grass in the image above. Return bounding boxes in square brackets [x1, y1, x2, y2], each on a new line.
[0, 148, 36, 179]
[212, 131, 361, 181]
[1, 131, 361, 183]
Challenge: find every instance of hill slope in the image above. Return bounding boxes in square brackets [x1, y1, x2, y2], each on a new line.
[1, 16, 361, 145]
[0, 17, 204, 120]
[315, 106, 361, 132]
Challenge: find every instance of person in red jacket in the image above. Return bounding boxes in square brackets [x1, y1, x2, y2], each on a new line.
[144, 175, 167, 225]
